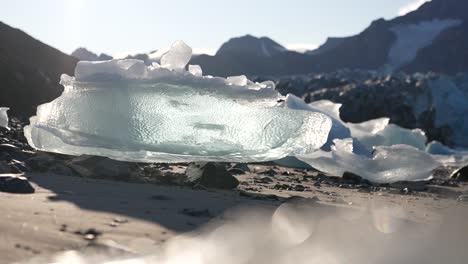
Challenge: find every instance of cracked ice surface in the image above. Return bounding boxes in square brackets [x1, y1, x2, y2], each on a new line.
[24, 41, 332, 163]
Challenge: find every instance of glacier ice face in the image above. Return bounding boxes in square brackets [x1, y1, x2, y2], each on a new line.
[427, 77, 468, 147]
[0, 107, 9, 128]
[25, 41, 332, 163]
[297, 139, 439, 183]
[388, 19, 462, 70]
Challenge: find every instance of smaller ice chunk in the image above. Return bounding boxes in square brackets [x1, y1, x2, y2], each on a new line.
[188, 65, 203, 76]
[426, 141, 468, 166]
[227, 75, 248, 86]
[285, 95, 427, 151]
[285, 95, 351, 151]
[353, 123, 427, 151]
[160, 40, 192, 70]
[426, 141, 455, 155]
[297, 138, 439, 183]
[347, 118, 390, 138]
[309, 100, 342, 121]
[260, 81, 276, 90]
[0, 107, 9, 128]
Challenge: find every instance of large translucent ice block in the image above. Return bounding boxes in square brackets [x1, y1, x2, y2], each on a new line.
[24, 43, 331, 163]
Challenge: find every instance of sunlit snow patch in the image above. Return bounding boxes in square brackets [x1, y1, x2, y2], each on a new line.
[24, 41, 332, 163]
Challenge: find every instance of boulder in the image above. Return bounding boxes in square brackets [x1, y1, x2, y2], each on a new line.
[186, 162, 239, 189]
[0, 174, 34, 194]
[450, 165, 468, 181]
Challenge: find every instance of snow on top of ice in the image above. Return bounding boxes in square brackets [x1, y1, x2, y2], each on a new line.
[388, 19, 462, 70]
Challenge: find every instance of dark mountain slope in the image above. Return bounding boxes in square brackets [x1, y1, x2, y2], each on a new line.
[0, 21, 77, 115]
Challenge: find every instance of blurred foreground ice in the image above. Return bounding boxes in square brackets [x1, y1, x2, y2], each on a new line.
[21, 203, 468, 264]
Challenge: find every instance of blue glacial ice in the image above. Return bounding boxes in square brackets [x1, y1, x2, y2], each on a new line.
[24, 41, 332, 163]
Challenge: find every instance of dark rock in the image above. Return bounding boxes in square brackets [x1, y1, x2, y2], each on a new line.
[228, 168, 247, 175]
[231, 163, 251, 173]
[150, 194, 171, 200]
[342, 171, 363, 184]
[74, 228, 102, 241]
[274, 183, 291, 190]
[450, 165, 468, 181]
[285, 195, 319, 205]
[238, 190, 280, 201]
[9, 159, 30, 173]
[65, 156, 135, 181]
[390, 181, 428, 192]
[0, 161, 12, 173]
[186, 162, 239, 189]
[0, 174, 34, 194]
[180, 208, 212, 218]
[259, 169, 277, 176]
[0, 143, 20, 152]
[254, 177, 274, 184]
[457, 195, 468, 202]
[293, 184, 306, 192]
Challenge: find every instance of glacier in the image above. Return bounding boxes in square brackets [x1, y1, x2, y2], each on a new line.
[24, 41, 332, 163]
[388, 19, 462, 70]
[0, 107, 9, 128]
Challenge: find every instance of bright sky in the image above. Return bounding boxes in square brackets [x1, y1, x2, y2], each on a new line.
[0, 0, 429, 56]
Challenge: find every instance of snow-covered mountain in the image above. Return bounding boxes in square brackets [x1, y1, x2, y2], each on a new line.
[305, 0, 467, 73]
[193, 0, 468, 76]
